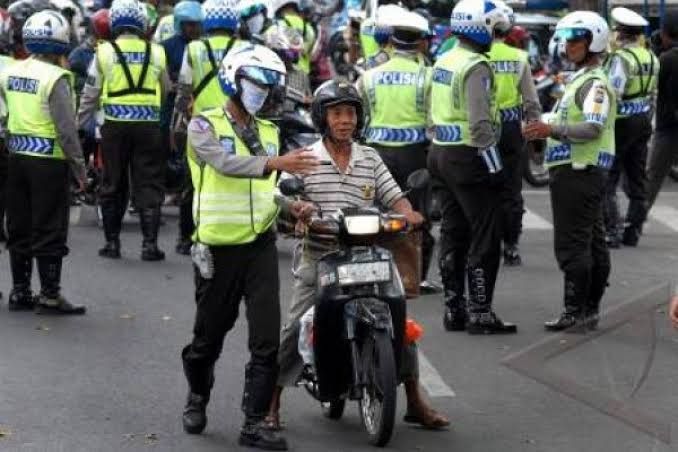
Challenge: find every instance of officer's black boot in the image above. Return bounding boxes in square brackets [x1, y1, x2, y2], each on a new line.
[440, 253, 467, 331]
[8, 252, 35, 311]
[35, 256, 86, 315]
[545, 276, 586, 332]
[585, 264, 610, 331]
[503, 243, 522, 266]
[140, 207, 165, 261]
[419, 230, 441, 294]
[99, 201, 121, 259]
[181, 357, 214, 435]
[621, 224, 641, 247]
[465, 265, 517, 335]
[239, 362, 288, 451]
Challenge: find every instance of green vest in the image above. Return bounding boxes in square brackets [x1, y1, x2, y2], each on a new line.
[1, 57, 73, 160]
[546, 68, 616, 169]
[153, 15, 175, 43]
[360, 20, 380, 60]
[97, 37, 167, 122]
[431, 45, 495, 146]
[607, 46, 658, 118]
[281, 14, 314, 74]
[363, 54, 430, 147]
[188, 35, 239, 114]
[488, 41, 526, 122]
[187, 108, 280, 246]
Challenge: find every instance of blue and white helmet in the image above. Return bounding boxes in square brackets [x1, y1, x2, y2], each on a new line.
[202, 0, 238, 33]
[110, 0, 147, 35]
[217, 44, 286, 97]
[450, 0, 503, 46]
[22, 10, 71, 55]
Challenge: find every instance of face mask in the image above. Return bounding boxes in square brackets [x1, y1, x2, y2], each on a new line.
[240, 78, 270, 116]
[246, 13, 265, 35]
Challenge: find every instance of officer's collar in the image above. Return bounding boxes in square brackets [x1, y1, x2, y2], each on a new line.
[392, 49, 419, 61]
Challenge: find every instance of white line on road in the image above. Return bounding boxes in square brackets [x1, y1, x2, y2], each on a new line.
[69, 206, 81, 225]
[523, 208, 553, 230]
[649, 205, 678, 232]
[418, 351, 456, 398]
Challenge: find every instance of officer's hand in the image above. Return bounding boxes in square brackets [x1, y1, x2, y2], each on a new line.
[669, 295, 678, 328]
[290, 200, 316, 221]
[405, 210, 425, 228]
[267, 148, 319, 175]
[523, 121, 551, 141]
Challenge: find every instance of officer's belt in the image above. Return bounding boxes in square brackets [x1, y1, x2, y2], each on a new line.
[617, 97, 651, 116]
[545, 143, 615, 170]
[433, 125, 463, 143]
[104, 104, 160, 121]
[8, 134, 55, 155]
[365, 127, 427, 144]
[499, 105, 522, 122]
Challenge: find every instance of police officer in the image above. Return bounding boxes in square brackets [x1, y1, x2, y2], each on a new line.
[269, 0, 315, 76]
[524, 12, 614, 332]
[238, 0, 271, 42]
[428, 0, 517, 334]
[161, 0, 203, 255]
[180, 44, 318, 450]
[489, 1, 541, 265]
[0, 9, 14, 246]
[604, 7, 658, 248]
[358, 6, 438, 293]
[1, 11, 87, 314]
[78, 0, 170, 261]
[359, 4, 397, 70]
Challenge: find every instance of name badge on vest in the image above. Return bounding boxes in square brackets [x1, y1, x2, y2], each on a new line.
[219, 137, 235, 155]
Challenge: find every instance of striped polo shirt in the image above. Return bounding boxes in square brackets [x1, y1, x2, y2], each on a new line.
[281, 139, 404, 251]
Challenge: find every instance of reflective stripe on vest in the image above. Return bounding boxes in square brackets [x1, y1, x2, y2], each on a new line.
[0, 57, 72, 160]
[431, 46, 496, 146]
[187, 108, 280, 245]
[546, 68, 617, 169]
[364, 55, 430, 146]
[98, 37, 166, 122]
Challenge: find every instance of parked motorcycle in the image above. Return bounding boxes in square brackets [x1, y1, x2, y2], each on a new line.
[277, 170, 429, 447]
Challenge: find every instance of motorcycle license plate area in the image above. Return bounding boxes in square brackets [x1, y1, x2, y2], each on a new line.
[337, 261, 391, 286]
[344, 215, 381, 235]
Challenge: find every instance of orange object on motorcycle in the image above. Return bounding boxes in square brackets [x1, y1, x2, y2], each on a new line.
[405, 318, 424, 344]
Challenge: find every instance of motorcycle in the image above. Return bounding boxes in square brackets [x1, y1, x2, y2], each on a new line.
[277, 169, 430, 447]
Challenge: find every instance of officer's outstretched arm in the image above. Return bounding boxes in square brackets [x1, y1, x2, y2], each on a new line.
[551, 79, 608, 143]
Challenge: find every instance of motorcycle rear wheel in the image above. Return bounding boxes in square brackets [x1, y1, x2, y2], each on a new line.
[359, 331, 397, 447]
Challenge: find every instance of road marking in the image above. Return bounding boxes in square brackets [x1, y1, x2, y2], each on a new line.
[69, 206, 81, 225]
[418, 351, 456, 398]
[648, 205, 678, 232]
[523, 208, 553, 230]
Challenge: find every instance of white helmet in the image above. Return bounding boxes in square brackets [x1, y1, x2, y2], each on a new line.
[493, 0, 514, 34]
[218, 43, 286, 97]
[555, 11, 609, 54]
[110, 0, 147, 35]
[268, 0, 300, 18]
[611, 7, 648, 29]
[263, 22, 303, 63]
[450, 0, 503, 46]
[22, 10, 71, 55]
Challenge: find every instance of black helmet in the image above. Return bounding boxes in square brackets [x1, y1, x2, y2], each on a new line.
[311, 80, 365, 138]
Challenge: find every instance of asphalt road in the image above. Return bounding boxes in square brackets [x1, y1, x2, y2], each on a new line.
[0, 180, 676, 452]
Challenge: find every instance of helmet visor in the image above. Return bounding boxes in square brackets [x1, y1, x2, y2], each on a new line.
[238, 66, 285, 87]
[555, 27, 591, 42]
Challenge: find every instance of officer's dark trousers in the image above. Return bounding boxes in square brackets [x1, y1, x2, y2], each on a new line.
[6, 154, 70, 257]
[647, 127, 678, 209]
[375, 142, 434, 280]
[603, 114, 651, 235]
[182, 230, 281, 422]
[498, 121, 525, 246]
[428, 145, 502, 313]
[550, 165, 610, 315]
[0, 139, 7, 237]
[178, 157, 194, 243]
[99, 121, 164, 234]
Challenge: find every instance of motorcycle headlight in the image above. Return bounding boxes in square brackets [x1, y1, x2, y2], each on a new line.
[344, 215, 380, 235]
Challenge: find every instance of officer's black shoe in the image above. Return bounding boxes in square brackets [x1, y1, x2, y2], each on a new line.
[8, 289, 36, 311]
[544, 312, 586, 333]
[239, 421, 288, 451]
[466, 312, 517, 335]
[175, 238, 192, 256]
[622, 226, 640, 247]
[142, 243, 166, 261]
[99, 239, 121, 259]
[584, 308, 600, 331]
[35, 295, 86, 315]
[443, 306, 467, 331]
[420, 280, 442, 294]
[605, 234, 621, 249]
[182, 392, 208, 434]
[503, 245, 522, 266]
[140, 208, 165, 261]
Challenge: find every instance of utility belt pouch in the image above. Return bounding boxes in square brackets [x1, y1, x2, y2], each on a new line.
[191, 242, 214, 279]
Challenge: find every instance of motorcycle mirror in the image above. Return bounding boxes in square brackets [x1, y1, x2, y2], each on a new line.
[279, 177, 305, 197]
[406, 169, 430, 191]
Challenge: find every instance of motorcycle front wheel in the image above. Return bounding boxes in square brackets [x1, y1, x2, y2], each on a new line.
[358, 330, 397, 447]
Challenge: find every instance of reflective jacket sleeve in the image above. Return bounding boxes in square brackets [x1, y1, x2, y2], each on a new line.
[466, 63, 496, 149]
[50, 76, 86, 181]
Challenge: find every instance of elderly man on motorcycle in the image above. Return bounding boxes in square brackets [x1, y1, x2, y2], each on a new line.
[266, 79, 449, 431]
